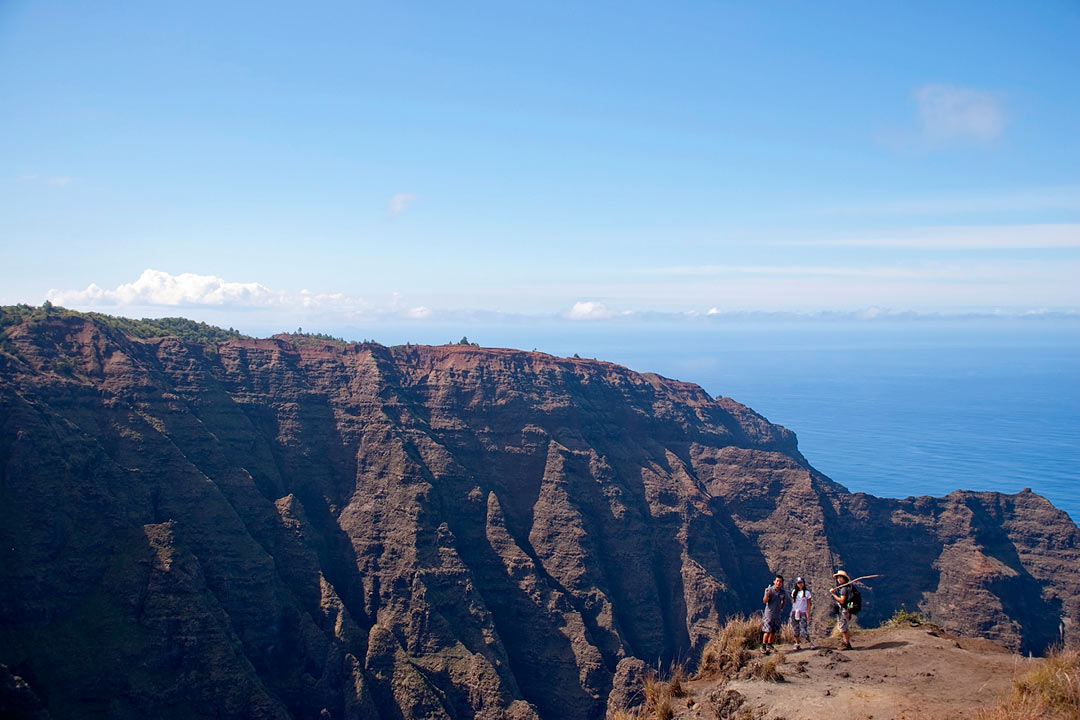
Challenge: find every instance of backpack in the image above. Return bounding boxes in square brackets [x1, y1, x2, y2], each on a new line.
[846, 585, 862, 614]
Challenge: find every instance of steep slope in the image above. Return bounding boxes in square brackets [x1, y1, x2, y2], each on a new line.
[0, 309, 1077, 720]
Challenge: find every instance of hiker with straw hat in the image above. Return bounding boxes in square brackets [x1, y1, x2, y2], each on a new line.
[829, 570, 855, 650]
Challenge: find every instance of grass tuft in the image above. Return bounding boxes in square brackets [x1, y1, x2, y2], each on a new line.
[667, 663, 687, 698]
[640, 666, 685, 720]
[747, 652, 785, 682]
[696, 616, 760, 681]
[976, 648, 1079, 720]
[695, 615, 790, 683]
[882, 604, 925, 627]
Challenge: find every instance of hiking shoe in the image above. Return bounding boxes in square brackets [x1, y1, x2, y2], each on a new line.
[761, 646, 771, 655]
[809, 642, 817, 649]
[842, 643, 853, 651]
[793, 643, 800, 651]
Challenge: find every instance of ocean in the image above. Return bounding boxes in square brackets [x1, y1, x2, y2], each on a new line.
[365, 319, 1080, 523]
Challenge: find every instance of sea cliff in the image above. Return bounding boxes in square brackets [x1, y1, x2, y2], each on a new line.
[1, 308, 1076, 719]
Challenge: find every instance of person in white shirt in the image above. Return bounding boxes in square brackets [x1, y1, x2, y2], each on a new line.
[789, 576, 816, 651]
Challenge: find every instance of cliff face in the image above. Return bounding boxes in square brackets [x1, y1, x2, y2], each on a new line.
[1, 312, 1077, 720]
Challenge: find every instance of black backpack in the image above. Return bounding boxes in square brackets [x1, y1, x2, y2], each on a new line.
[846, 585, 863, 614]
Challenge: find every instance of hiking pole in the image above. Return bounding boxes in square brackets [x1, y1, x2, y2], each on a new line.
[834, 574, 882, 589]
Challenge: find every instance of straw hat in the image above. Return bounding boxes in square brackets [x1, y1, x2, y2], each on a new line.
[833, 570, 850, 581]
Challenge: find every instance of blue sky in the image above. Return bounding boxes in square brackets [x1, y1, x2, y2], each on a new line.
[2, 1, 1079, 331]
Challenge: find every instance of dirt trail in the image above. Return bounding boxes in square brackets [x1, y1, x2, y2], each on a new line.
[676, 624, 1040, 720]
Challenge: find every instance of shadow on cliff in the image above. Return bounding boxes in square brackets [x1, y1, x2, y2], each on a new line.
[964, 497, 1065, 655]
[812, 485, 945, 631]
[691, 504, 775, 620]
[462, 508, 608, 720]
[173, 370, 374, 640]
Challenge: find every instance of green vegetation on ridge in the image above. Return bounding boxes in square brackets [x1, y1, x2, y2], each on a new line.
[1, 303, 246, 344]
[0, 304, 401, 351]
[273, 329, 349, 347]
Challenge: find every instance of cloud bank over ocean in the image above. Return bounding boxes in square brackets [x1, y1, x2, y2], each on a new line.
[41, 269, 1080, 336]
[48, 269, 286, 308]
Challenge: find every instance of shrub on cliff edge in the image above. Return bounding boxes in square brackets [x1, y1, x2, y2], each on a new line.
[882, 604, 925, 627]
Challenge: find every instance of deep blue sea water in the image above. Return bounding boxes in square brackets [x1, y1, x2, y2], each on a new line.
[601, 323, 1079, 524]
[355, 320, 1080, 523]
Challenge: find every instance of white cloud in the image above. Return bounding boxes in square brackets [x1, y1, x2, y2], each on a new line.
[47, 269, 371, 312]
[387, 192, 417, 217]
[793, 223, 1080, 249]
[48, 269, 279, 307]
[654, 259, 1080, 285]
[657, 264, 932, 279]
[41, 265, 1080, 330]
[22, 174, 74, 186]
[566, 301, 616, 320]
[914, 83, 1005, 143]
[635, 257, 1080, 313]
[821, 187, 1080, 217]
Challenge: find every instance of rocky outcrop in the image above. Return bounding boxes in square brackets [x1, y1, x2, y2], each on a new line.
[0, 310, 1077, 720]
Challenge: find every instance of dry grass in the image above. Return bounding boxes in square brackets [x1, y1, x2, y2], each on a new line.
[667, 663, 688, 698]
[610, 661, 692, 719]
[829, 614, 859, 637]
[616, 616, 796, 717]
[695, 615, 788, 682]
[976, 648, 1079, 720]
[746, 651, 785, 682]
[637, 662, 689, 720]
[696, 615, 760, 680]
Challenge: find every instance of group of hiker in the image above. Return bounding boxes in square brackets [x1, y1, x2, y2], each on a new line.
[760, 570, 862, 654]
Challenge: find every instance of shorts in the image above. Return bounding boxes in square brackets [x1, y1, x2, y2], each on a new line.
[837, 608, 851, 633]
[791, 613, 810, 639]
[762, 612, 781, 634]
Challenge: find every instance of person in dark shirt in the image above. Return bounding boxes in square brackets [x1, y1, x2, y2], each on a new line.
[761, 574, 786, 653]
[829, 570, 854, 650]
